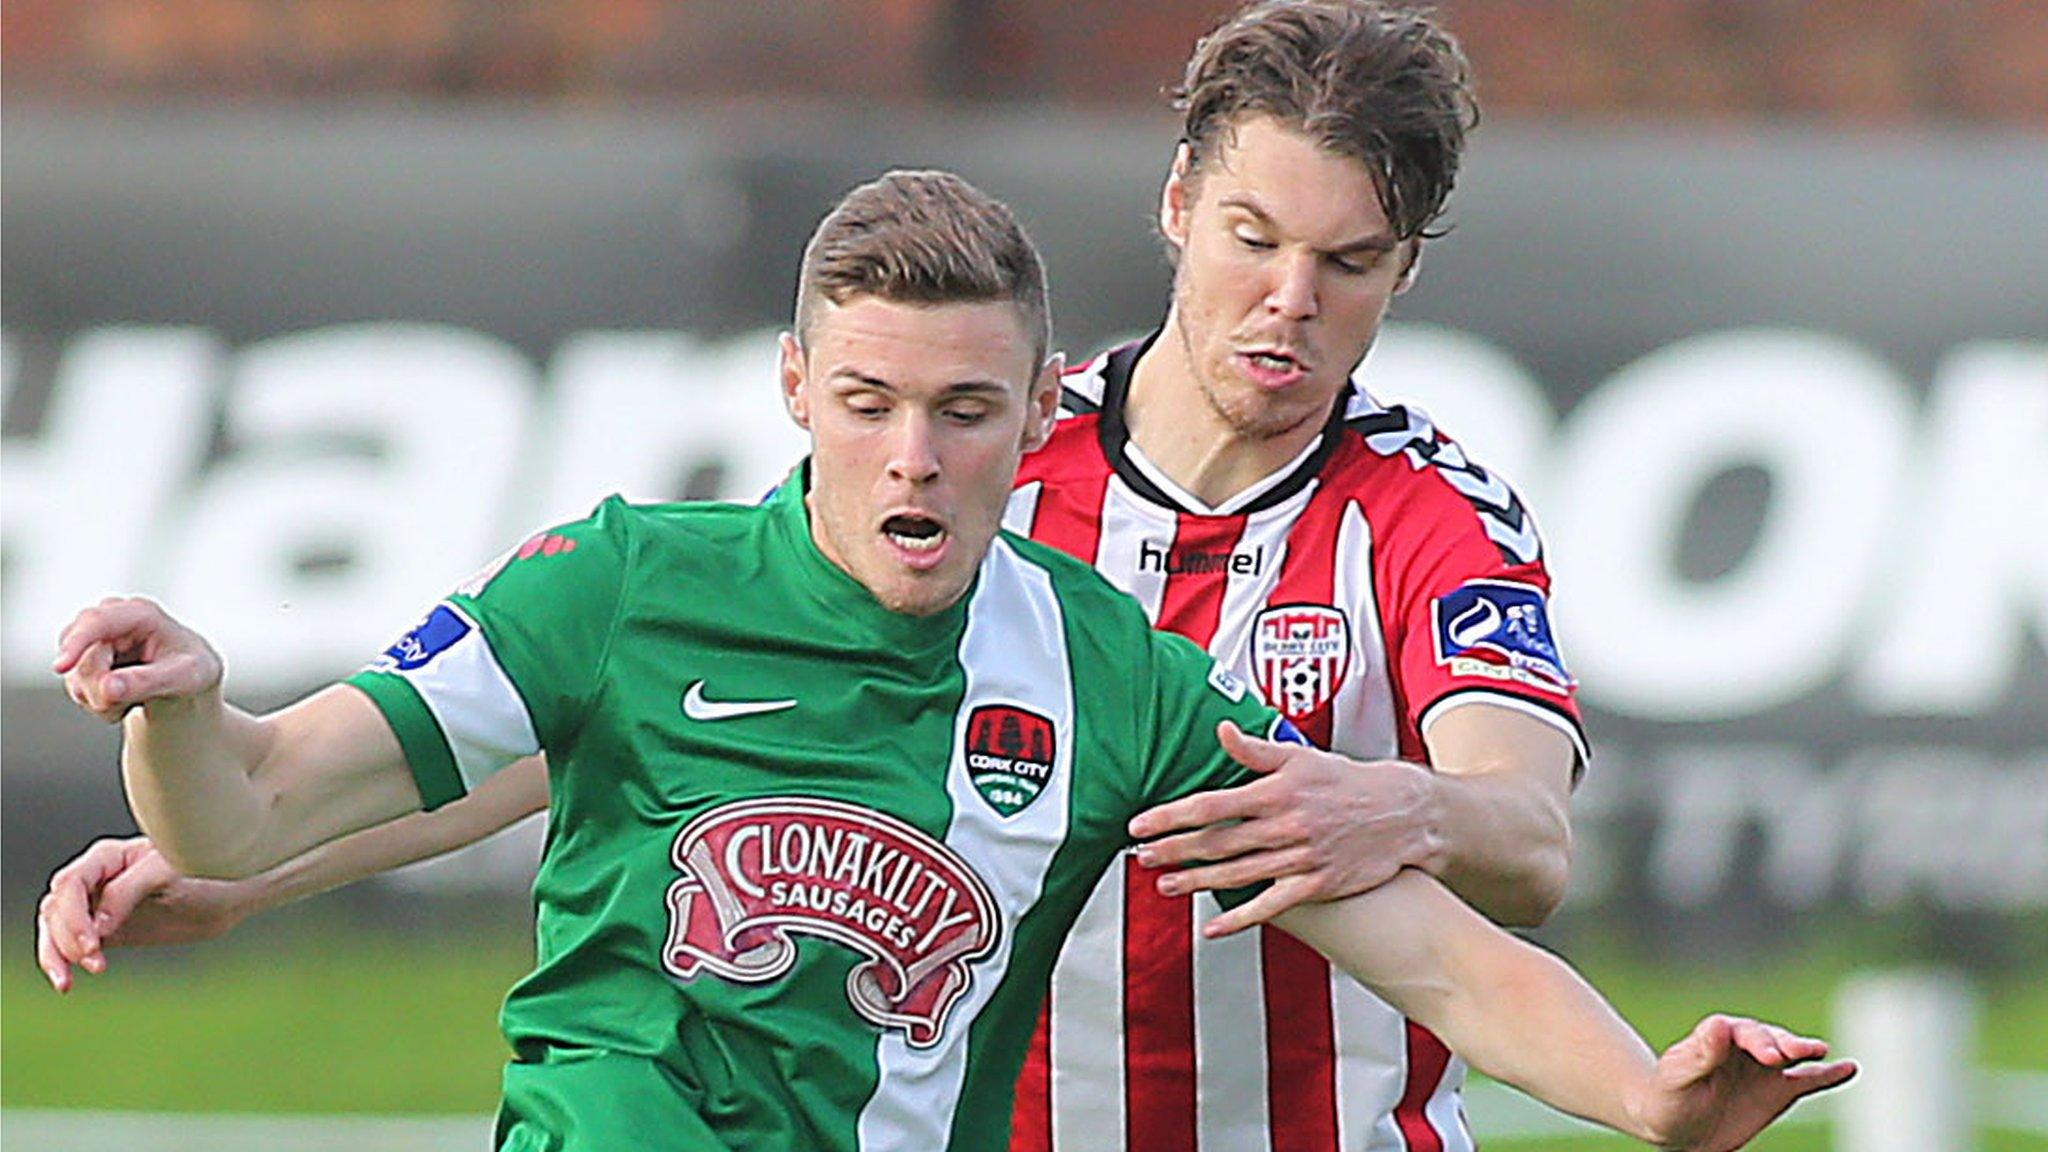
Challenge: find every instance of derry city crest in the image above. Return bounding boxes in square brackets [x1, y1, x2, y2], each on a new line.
[662, 798, 1002, 1048]
[1252, 604, 1353, 721]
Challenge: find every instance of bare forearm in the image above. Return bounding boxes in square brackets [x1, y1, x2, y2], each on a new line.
[1419, 705, 1578, 926]
[1423, 767, 1571, 926]
[120, 691, 280, 879]
[123, 684, 423, 880]
[245, 758, 548, 914]
[1420, 920, 1660, 1137]
[1276, 874, 1662, 1142]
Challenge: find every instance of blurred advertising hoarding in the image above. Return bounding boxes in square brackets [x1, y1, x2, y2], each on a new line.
[3, 109, 2043, 932]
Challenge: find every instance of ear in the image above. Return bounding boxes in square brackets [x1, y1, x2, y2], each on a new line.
[1159, 143, 1194, 251]
[1021, 354, 1064, 453]
[1394, 242, 1423, 295]
[778, 331, 812, 429]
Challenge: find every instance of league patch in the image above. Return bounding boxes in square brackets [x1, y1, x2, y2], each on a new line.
[372, 603, 473, 672]
[1252, 604, 1353, 721]
[662, 798, 1002, 1049]
[964, 705, 1056, 818]
[1431, 580, 1574, 694]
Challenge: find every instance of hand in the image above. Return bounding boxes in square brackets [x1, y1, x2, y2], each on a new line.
[35, 836, 256, 993]
[53, 597, 223, 723]
[1631, 1014, 1858, 1151]
[1127, 720, 1439, 937]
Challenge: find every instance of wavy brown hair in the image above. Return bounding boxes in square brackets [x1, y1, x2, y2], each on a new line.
[1175, 0, 1479, 241]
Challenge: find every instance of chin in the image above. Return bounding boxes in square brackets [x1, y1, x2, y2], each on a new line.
[875, 574, 970, 617]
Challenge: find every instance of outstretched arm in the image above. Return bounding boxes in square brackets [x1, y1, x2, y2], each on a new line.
[55, 597, 426, 878]
[1274, 855, 1854, 1149]
[1132, 703, 1573, 933]
[36, 756, 551, 992]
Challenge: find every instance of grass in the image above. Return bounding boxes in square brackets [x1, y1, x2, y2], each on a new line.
[1, 911, 529, 1115]
[4, 909, 2044, 1148]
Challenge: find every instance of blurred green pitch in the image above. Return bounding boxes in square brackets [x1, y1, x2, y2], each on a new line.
[4, 917, 2044, 1150]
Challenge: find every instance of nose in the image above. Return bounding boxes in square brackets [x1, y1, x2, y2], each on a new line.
[1263, 250, 1319, 321]
[886, 411, 941, 485]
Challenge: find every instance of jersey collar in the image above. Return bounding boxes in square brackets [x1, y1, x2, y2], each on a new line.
[1093, 330, 1352, 517]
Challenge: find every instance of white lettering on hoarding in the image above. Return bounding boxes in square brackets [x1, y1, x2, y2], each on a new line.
[156, 325, 537, 682]
[1852, 341, 2048, 714]
[1543, 329, 1917, 719]
[2, 321, 2040, 723]
[0, 329, 218, 677]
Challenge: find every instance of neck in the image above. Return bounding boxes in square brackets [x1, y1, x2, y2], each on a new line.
[1124, 319, 1329, 508]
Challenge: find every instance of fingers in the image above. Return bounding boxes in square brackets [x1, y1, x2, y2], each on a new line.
[1217, 719, 1297, 776]
[1153, 846, 1317, 900]
[36, 837, 151, 990]
[1784, 1059, 1859, 1095]
[96, 850, 178, 940]
[96, 651, 217, 707]
[1201, 877, 1316, 937]
[36, 896, 76, 992]
[1662, 1013, 1737, 1088]
[1726, 1016, 1835, 1068]
[53, 598, 216, 721]
[1129, 776, 1278, 841]
[1133, 807, 1294, 868]
[53, 598, 164, 673]
[1128, 722, 1314, 840]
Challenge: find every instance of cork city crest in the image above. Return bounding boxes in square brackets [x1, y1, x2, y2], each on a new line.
[662, 798, 1002, 1048]
[1251, 604, 1353, 721]
[964, 705, 1056, 818]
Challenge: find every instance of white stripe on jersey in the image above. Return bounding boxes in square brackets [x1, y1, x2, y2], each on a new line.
[1192, 894, 1270, 1147]
[1002, 481, 1042, 537]
[1094, 475, 1177, 607]
[391, 603, 541, 789]
[1326, 502, 1398, 769]
[1208, 484, 1312, 691]
[858, 537, 1076, 1152]
[1426, 1062, 1475, 1151]
[1048, 862, 1126, 1149]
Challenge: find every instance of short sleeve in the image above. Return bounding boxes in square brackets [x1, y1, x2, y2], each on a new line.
[1383, 493, 1590, 770]
[1130, 625, 1293, 812]
[346, 497, 633, 808]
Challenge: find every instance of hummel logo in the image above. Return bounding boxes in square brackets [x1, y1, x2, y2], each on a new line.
[682, 681, 798, 722]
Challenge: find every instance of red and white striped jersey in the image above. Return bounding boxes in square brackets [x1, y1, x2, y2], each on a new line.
[1002, 337, 1589, 1152]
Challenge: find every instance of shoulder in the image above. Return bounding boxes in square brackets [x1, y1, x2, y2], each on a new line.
[1335, 389, 1546, 568]
[477, 496, 764, 591]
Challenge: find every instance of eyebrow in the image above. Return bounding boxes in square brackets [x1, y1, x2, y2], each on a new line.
[832, 371, 1012, 397]
[1221, 195, 1399, 255]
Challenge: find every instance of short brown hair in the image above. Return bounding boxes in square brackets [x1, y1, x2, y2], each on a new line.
[1175, 0, 1478, 241]
[795, 169, 1051, 365]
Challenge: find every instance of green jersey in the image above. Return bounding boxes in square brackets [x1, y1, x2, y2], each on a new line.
[347, 468, 1288, 1151]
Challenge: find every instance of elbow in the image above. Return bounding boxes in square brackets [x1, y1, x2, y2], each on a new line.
[1491, 826, 1573, 929]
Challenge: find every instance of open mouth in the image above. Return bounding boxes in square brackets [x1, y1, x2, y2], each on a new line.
[883, 513, 948, 555]
[1247, 350, 1300, 371]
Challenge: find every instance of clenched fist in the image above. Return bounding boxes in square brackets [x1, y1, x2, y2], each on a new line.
[53, 597, 224, 723]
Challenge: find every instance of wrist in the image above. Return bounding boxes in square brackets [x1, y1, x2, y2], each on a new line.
[1411, 766, 1452, 877]
[1618, 1079, 1678, 1149]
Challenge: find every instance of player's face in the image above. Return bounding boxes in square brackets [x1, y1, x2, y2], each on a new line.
[1159, 115, 1418, 443]
[782, 295, 1059, 616]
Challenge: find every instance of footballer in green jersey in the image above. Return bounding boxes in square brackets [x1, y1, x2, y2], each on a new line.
[348, 473, 1291, 1150]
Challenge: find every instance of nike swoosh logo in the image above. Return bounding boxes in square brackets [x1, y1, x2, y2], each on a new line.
[682, 681, 797, 722]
